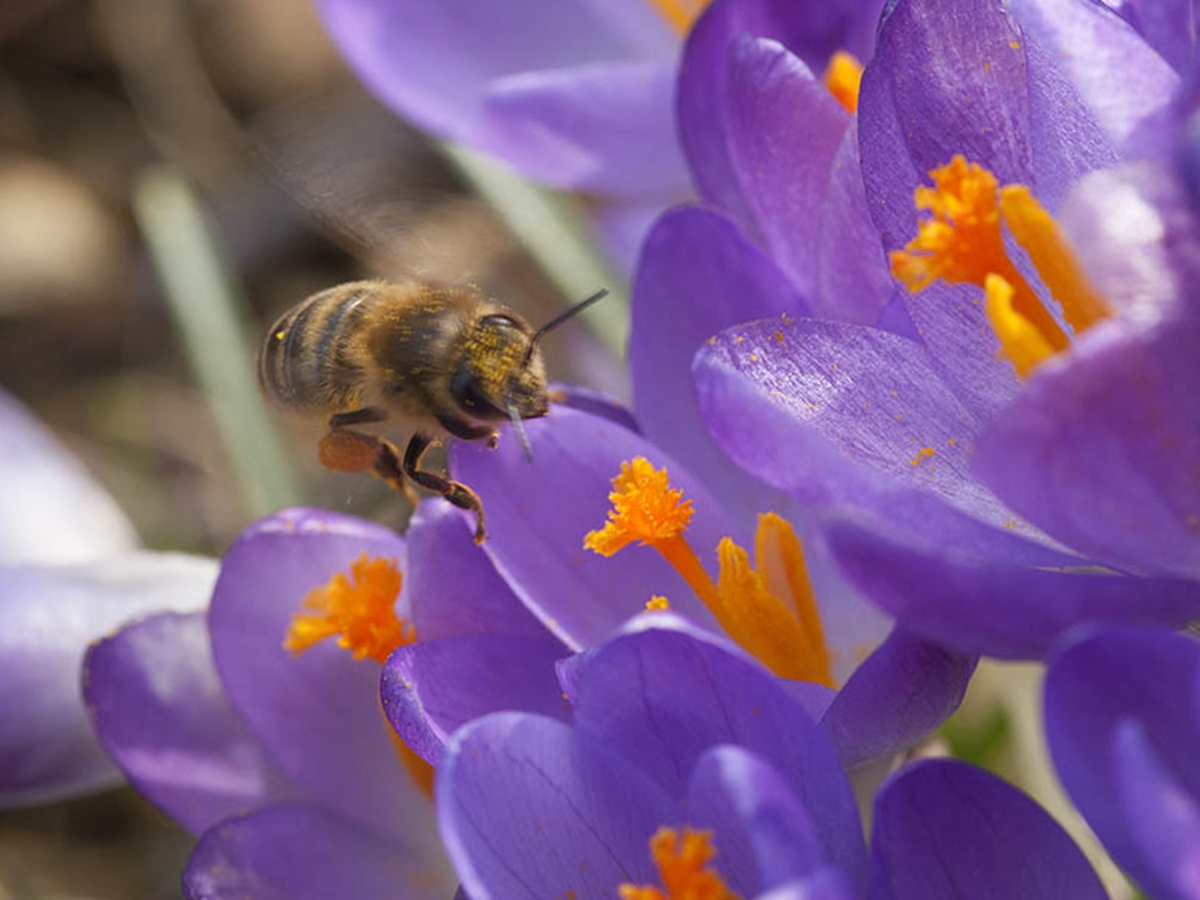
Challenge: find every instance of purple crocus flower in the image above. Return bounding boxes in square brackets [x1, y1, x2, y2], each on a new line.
[0, 387, 216, 807]
[1045, 623, 1200, 900]
[630, 0, 1200, 658]
[437, 615, 1105, 899]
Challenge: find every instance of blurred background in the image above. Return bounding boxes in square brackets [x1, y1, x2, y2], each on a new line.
[0, 0, 622, 895]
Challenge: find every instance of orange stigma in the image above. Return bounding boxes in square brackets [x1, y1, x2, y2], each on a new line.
[619, 828, 740, 900]
[890, 155, 1110, 377]
[284, 554, 414, 664]
[585, 459, 834, 687]
[822, 50, 863, 113]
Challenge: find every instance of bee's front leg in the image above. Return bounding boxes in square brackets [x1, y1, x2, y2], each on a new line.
[403, 432, 487, 543]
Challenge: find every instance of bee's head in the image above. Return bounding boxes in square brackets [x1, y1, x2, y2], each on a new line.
[450, 313, 549, 423]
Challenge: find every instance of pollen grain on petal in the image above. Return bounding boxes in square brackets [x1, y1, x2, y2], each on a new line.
[283, 553, 413, 665]
[618, 827, 740, 900]
[584, 457, 695, 556]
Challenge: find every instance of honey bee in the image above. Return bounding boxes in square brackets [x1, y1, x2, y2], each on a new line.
[259, 280, 606, 543]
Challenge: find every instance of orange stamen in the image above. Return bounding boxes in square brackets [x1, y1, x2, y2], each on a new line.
[646, 0, 710, 35]
[283, 554, 414, 664]
[822, 50, 863, 113]
[619, 828, 740, 900]
[984, 273, 1055, 378]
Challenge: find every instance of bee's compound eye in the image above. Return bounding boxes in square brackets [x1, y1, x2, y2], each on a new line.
[449, 364, 497, 416]
[478, 314, 520, 331]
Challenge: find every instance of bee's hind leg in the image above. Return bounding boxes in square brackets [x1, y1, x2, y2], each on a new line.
[317, 428, 420, 506]
[403, 432, 487, 544]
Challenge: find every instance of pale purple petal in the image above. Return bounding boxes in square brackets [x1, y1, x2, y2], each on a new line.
[820, 627, 976, 767]
[1119, 0, 1200, 71]
[0, 387, 137, 565]
[630, 205, 805, 523]
[824, 520, 1200, 658]
[870, 759, 1106, 899]
[437, 712, 678, 900]
[184, 803, 453, 900]
[1, 552, 215, 807]
[207, 508, 428, 842]
[381, 634, 568, 765]
[83, 612, 297, 834]
[449, 405, 732, 649]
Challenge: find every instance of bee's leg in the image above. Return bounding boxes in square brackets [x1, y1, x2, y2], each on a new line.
[317, 429, 419, 506]
[403, 432, 487, 544]
[436, 414, 499, 449]
[329, 407, 387, 430]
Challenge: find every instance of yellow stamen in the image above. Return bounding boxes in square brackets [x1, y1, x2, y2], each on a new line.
[984, 274, 1055, 378]
[889, 155, 1070, 354]
[283, 554, 414, 665]
[822, 50, 863, 113]
[585, 459, 834, 686]
[998, 185, 1111, 334]
[646, 0, 710, 35]
[618, 828, 740, 900]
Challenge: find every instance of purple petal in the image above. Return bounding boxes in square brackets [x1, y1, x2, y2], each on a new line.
[0, 552, 215, 808]
[569, 620, 868, 892]
[1119, 0, 1200, 71]
[725, 35, 850, 302]
[83, 612, 296, 834]
[1045, 625, 1200, 893]
[820, 627, 976, 767]
[693, 316, 1074, 565]
[870, 759, 1106, 899]
[0, 387, 137, 565]
[207, 508, 428, 842]
[449, 405, 733, 649]
[437, 712, 678, 900]
[824, 520, 1200, 658]
[687, 745, 834, 893]
[630, 205, 805, 523]
[591, 196, 677, 280]
[381, 634, 569, 765]
[404, 500, 547, 641]
[183, 803, 453, 900]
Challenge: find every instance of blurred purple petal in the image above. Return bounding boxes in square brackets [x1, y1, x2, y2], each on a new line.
[207, 508, 427, 842]
[870, 759, 1106, 899]
[437, 712, 677, 900]
[449, 405, 732, 649]
[83, 612, 296, 834]
[569, 620, 868, 891]
[404, 500, 546, 641]
[0, 552, 215, 808]
[183, 803, 452, 900]
[1117, 0, 1200, 71]
[1045, 625, 1200, 893]
[820, 627, 976, 767]
[0, 387, 137, 565]
[630, 205, 804, 523]
[824, 520, 1200, 658]
[381, 634, 568, 765]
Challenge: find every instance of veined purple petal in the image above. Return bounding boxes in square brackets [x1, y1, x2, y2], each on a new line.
[569, 621, 868, 892]
[630, 205, 805, 524]
[686, 745, 833, 894]
[381, 634, 569, 765]
[824, 520, 1200, 658]
[476, 59, 689, 196]
[207, 508, 427, 842]
[1, 552, 215, 808]
[449, 405, 732, 650]
[1114, 720, 1200, 898]
[693, 316, 1075, 566]
[820, 627, 976, 767]
[0, 387, 137, 565]
[403, 500, 546, 641]
[83, 612, 296, 834]
[870, 759, 1106, 899]
[725, 35, 850, 303]
[1045, 625, 1200, 894]
[437, 712, 679, 900]
[183, 803, 453, 900]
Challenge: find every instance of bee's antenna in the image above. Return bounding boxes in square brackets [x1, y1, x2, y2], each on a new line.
[507, 403, 535, 462]
[524, 288, 609, 365]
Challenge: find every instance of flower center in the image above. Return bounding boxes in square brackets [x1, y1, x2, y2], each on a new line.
[585, 458, 833, 687]
[890, 155, 1110, 377]
[619, 827, 740, 899]
[646, 0, 711, 35]
[283, 554, 415, 664]
[822, 50, 863, 113]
